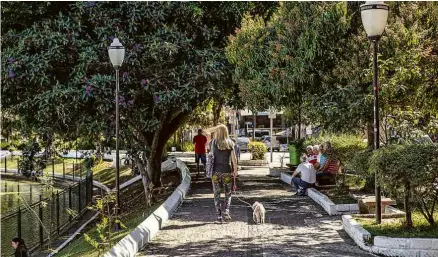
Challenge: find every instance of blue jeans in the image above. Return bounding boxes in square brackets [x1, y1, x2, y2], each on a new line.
[195, 153, 206, 165]
[292, 177, 309, 192]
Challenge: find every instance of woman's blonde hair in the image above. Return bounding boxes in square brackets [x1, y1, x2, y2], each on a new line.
[205, 124, 234, 150]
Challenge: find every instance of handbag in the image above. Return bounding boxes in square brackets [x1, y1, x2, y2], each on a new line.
[206, 140, 215, 178]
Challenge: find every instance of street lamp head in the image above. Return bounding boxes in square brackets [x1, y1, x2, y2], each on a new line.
[360, 1, 389, 40]
[108, 38, 125, 68]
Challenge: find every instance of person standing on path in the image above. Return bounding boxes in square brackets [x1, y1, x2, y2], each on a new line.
[193, 129, 208, 174]
[11, 237, 30, 257]
[208, 124, 238, 222]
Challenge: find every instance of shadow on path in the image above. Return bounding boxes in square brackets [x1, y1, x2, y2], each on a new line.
[137, 163, 374, 257]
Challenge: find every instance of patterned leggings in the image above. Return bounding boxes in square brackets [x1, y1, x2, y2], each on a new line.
[211, 172, 232, 213]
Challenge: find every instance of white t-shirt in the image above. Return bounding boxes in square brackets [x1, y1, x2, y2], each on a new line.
[296, 162, 316, 184]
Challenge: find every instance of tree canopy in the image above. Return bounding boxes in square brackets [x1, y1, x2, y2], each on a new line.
[1, 1, 276, 186]
[226, 2, 438, 140]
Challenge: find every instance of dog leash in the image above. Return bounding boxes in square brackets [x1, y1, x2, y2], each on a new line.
[232, 180, 253, 208]
[232, 190, 252, 208]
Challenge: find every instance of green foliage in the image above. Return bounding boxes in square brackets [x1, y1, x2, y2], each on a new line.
[289, 138, 306, 154]
[85, 191, 126, 254]
[227, 2, 438, 136]
[369, 144, 438, 225]
[305, 134, 367, 168]
[1, 1, 273, 186]
[248, 142, 267, 160]
[0, 141, 10, 150]
[358, 212, 438, 239]
[182, 142, 194, 152]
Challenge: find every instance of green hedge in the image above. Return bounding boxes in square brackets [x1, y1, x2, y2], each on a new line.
[248, 142, 267, 160]
[369, 144, 438, 227]
[305, 134, 367, 169]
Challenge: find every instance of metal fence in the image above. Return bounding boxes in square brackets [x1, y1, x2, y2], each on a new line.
[1, 156, 83, 181]
[1, 176, 93, 257]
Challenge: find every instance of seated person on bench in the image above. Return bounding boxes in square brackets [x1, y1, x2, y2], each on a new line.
[316, 142, 339, 178]
[290, 156, 317, 196]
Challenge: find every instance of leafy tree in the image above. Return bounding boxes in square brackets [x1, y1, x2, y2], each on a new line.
[227, 2, 438, 145]
[1, 2, 274, 193]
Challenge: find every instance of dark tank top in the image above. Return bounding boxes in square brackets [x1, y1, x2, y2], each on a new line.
[213, 139, 233, 173]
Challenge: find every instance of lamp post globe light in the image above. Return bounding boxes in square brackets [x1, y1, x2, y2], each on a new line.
[108, 37, 125, 231]
[360, 1, 389, 225]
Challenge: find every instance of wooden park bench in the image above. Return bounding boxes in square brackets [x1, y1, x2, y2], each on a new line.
[315, 160, 341, 188]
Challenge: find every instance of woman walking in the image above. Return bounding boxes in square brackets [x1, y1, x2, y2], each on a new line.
[11, 237, 30, 257]
[207, 124, 238, 222]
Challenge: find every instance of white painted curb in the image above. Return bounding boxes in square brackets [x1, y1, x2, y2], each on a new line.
[343, 215, 438, 257]
[103, 159, 191, 257]
[280, 172, 358, 216]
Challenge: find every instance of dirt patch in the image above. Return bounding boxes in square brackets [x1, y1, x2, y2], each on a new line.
[120, 169, 181, 214]
[319, 188, 357, 204]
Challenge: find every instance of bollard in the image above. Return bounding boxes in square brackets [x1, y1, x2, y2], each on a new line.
[4, 156, 7, 173]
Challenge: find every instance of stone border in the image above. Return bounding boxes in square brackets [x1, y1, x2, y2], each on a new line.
[103, 159, 191, 257]
[238, 160, 268, 166]
[343, 215, 438, 257]
[280, 172, 359, 216]
[307, 188, 359, 216]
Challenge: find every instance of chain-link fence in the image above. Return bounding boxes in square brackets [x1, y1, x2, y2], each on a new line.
[1, 177, 92, 257]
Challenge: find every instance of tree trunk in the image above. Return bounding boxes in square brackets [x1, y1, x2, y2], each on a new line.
[212, 102, 222, 126]
[134, 154, 152, 206]
[148, 144, 164, 188]
[404, 181, 413, 228]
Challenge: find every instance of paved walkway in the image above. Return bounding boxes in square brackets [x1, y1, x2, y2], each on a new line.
[137, 163, 374, 257]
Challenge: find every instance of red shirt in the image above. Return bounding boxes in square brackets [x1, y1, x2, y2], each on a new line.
[193, 135, 207, 154]
[307, 154, 317, 165]
[325, 159, 339, 174]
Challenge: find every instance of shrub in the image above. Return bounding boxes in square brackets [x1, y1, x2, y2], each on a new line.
[305, 134, 367, 168]
[370, 144, 438, 227]
[182, 142, 194, 152]
[248, 142, 267, 160]
[0, 141, 10, 150]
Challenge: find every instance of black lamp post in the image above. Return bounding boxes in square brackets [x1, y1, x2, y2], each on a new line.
[108, 38, 125, 230]
[360, 1, 389, 224]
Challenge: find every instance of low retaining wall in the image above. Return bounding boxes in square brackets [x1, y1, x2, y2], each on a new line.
[343, 215, 438, 257]
[280, 172, 292, 184]
[239, 160, 268, 166]
[103, 159, 191, 257]
[280, 172, 358, 216]
[307, 188, 359, 216]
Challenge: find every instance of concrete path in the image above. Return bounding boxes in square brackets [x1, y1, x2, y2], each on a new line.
[137, 163, 374, 257]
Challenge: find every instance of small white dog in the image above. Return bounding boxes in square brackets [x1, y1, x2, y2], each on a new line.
[252, 201, 266, 224]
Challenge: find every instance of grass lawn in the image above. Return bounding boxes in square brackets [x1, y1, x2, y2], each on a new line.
[0, 155, 20, 169]
[1, 156, 132, 188]
[55, 202, 158, 257]
[56, 169, 180, 257]
[357, 212, 438, 238]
